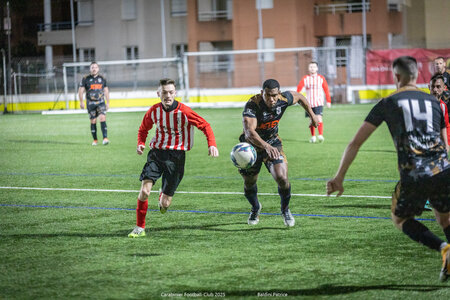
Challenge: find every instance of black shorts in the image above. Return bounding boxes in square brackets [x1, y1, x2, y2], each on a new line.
[238, 139, 287, 177]
[392, 169, 450, 218]
[139, 149, 186, 196]
[87, 101, 107, 120]
[305, 106, 323, 117]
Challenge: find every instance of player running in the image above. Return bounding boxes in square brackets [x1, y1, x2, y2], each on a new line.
[128, 78, 219, 238]
[327, 56, 450, 281]
[239, 79, 318, 227]
[78, 62, 110, 146]
[297, 61, 332, 143]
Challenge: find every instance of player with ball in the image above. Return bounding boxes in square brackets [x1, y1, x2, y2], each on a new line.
[235, 79, 318, 227]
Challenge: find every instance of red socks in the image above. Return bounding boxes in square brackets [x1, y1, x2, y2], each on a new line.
[318, 122, 323, 135]
[136, 199, 148, 228]
[309, 125, 315, 136]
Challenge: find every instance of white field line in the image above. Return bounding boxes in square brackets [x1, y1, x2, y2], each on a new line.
[0, 186, 391, 199]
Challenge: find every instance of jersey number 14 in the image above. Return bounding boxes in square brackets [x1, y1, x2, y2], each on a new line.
[398, 99, 433, 132]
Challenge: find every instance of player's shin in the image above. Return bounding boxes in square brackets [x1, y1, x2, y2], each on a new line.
[444, 225, 450, 243]
[101, 121, 108, 138]
[244, 184, 260, 211]
[278, 184, 291, 212]
[136, 198, 148, 228]
[91, 123, 97, 140]
[402, 219, 444, 251]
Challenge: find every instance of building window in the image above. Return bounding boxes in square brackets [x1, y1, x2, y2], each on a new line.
[77, 0, 94, 25]
[257, 38, 274, 62]
[122, 0, 137, 20]
[79, 48, 96, 62]
[256, 0, 273, 10]
[126, 46, 139, 65]
[387, 0, 402, 12]
[172, 44, 188, 56]
[198, 41, 233, 72]
[197, 0, 232, 21]
[171, 0, 187, 16]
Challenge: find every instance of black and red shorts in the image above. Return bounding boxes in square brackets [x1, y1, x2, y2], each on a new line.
[392, 169, 450, 218]
[140, 149, 186, 196]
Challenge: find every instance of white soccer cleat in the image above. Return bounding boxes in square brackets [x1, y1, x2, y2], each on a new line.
[102, 138, 109, 145]
[92, 140, 98, 146]
[247, 203, 262, 225]
[281, 209, 295, 227]
[309, 136, 317, 143]
[318, 135, 325, 143]
[128, 226, 146, 238]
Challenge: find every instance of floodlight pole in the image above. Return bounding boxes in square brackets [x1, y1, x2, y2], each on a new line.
[1, 49, 7, 113]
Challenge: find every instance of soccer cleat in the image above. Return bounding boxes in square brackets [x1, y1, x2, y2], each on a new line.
[309, 136, 317, 143]
[128, 226, 146, 238]
[281, 209, 295, 227]
[159, 202, 167, 214]
[102, 138, 109, 145]
[159, 192, 167, 214]
[440, 244, 450, 282]
[318, 135, 325, 143]
[424, 200, 432, 211]
[247, 202, 262, 225]
[92, 140, 98, 146]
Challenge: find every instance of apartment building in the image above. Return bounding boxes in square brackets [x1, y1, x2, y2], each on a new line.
[35, 0, 450, 89]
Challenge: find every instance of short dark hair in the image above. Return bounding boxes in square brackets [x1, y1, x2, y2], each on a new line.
[262, 79, 280, 90]
[434, 56, 446, 61]
[309, 61, 318, 66]
[430, 73, 445, 83]
[90, 61, 98, 66]
[392, 56, 418, 80]
[159, 78, 176, 87]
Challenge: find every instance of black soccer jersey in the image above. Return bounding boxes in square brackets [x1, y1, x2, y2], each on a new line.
[442, 71, 450, 90]
[79, 74, 108, 103]
[365, 86, 450, 182]
[242, 91, 294, 145]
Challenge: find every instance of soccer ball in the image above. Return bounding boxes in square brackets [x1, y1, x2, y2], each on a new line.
[230, 142, 257, 169]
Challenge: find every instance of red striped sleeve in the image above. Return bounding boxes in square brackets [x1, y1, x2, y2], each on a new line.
[137, 107, 155, 146]
[320, 74, 332, 103]
[179, 104, 216, 148]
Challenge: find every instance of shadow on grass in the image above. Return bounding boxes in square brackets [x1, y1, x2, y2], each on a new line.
[8, 139, 84, 145]
[196, 284, 449, 297]
[0, 223, 286, 239]
[149, 222, 286, 232]
[323, 204, 390, 210]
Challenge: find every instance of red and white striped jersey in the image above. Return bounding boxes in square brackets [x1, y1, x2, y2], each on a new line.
[296, 74, 331, 108]
[137, 101, 216, 151]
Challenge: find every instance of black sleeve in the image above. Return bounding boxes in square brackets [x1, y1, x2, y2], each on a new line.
[79, 76, 86, 88]
[364, 100, 385, 127]
[282, 91, 294, 106]
[243, 101, 257, 118]
[102, 76, 108, 88]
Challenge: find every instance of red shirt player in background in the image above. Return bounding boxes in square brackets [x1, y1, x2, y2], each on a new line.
[297, 61, 332, 143]
[128, 78, 219, 238]
[430, 74, 450, 146]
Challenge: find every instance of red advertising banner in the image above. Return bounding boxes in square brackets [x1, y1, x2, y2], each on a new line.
[366, 48, 450, 85]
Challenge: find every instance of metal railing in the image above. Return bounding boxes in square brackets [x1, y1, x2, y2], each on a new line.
[314, 2, 371, 15]
[198, 10, 230, 21]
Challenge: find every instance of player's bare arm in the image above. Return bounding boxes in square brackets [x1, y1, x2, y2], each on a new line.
[78, 87, 86, 109]
[289, 91, 319, 127]
[243, 116, 280, 160]
[327, 121, 377, 196]
[104, 87, 110, 111]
